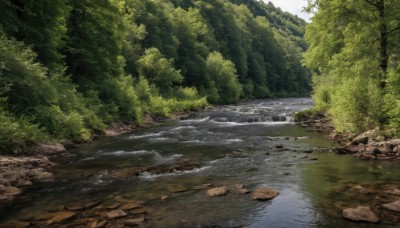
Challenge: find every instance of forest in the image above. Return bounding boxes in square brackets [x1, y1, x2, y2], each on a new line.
[0, 0, 310, 152]
[304, 0, 400, 136]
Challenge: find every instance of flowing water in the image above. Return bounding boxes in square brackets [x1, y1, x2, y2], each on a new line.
[2, 98, 400, 227]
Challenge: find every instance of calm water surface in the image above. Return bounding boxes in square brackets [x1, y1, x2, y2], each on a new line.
[1, 98, 400, 227]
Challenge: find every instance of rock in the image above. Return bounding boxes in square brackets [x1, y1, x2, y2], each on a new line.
[207, 186, 229, 197]
[382, 200, 400, 212]
[251, 187, 279, 201]
[309, 156, 318, 161]
[342, 206, 379, 223]
[353, 185, 375, 194]
[274, 144, 284, 149]
[161, 195, 169, 201]
[2, 186, 22, 197]
[0, 221, 30, 228]
[37, 143, 66, 155]
[394, 146, 399, 154]
[32, 171, 54, 182]
[47, 211, 76, 225]
[351, 135, 369, 145]
[384, 189, 400, 196]
[235, 184, 250, 194]
[123, 216, 145, 226]
[90, 220, 107, 228]
[120, 201, 144, 210]
[107, 209, 127, 219]
[167, 184, 188, 193]
[334, 147, 351, 154]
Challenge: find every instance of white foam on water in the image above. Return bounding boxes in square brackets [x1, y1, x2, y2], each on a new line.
[181, 116, 210, 123]
[129, 132, 163, 139]
[210, 120, 291, 126]
[138, 166, 211, 180]
[225, 139, 244, 143]
[102, 150, 155, 157]
[172, 125, 196, 131]
[82, 157, 95, 161]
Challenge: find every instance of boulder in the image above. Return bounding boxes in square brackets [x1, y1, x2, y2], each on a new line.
[382, 200, 400, 212]
[342, 206, 379, 223]
[207, 186, 229, 197]
[37, 143, 66, 155]
[251, 187, 279, 201]
[351, 135, 369, 145]
[107, 209, 127, 219]
[47, 211, 76, 225]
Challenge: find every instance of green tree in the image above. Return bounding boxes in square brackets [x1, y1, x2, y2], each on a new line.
[206, 51, 242, 103]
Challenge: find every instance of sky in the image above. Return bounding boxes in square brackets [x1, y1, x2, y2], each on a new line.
[264, 0, 312, 22]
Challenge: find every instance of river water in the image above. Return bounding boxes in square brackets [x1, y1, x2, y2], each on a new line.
[1, 98, 400, 227]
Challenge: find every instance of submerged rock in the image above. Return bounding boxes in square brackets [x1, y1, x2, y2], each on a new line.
[123, 216, 145, 226]
[207, 186, 229, 197]
[235, 184, 250, 194]
[342, 206, 379, 223]
[251, 187, 279, 201]
[167, 184, 188, 193]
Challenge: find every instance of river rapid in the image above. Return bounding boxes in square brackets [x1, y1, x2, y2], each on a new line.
[2, 98, 400, 227]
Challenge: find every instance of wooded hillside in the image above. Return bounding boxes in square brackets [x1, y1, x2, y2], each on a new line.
[0, 0, 310, 151]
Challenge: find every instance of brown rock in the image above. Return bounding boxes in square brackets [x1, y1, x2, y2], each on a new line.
[235, 184, 250, 194]
[107, 209, 127, 219]
[342, 206, 379, 223]
[382, 200, 400, 212]
[120, 201, 144, 210]
[47, 211, 76, 225]
[207, 186, 229, 197]
[95, 220, 107, 228]
[384, 189, 400, 196]
[32, 171, 54, 182]
[123, 216, 145, 226]
[251, 187, 279, 201]
[167, 184, 188, 193]
[161, 195, 169, 201]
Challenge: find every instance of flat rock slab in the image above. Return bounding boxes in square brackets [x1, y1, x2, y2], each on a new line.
[124, 217, 145, 226]
[382, 200, 400, 212]
[47, 211, 76, 225]
[107, 209, 127, 219]
[207, 186, 229, 197]
[120, 201, 144, 210]
[251, 187, 279, 201]
[342, 206, 379, 223]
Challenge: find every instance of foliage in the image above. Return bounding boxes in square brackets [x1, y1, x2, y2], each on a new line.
[0, 0, 311, 152]
[304, 0, 400, 134]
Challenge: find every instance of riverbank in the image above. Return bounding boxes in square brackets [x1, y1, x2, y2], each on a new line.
[295, 110, 400, 161]
[0, 112, 195, 205]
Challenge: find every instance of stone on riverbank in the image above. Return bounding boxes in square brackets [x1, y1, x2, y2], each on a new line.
[107, 209, 128, 219]
[47, 211, 76, 225]
[251, 187, 279, 201]
[342, 206, 379, 223]
[382, 200, 400, 213]
[207, 186, 229, 197]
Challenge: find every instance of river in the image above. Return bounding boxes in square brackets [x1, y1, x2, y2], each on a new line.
[1, 98, 400, 227]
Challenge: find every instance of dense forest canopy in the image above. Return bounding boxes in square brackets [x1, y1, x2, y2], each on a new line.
[0, 0, 310, 152]
[303, 0, 400, 136]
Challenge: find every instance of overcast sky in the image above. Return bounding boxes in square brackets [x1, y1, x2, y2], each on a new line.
[264, 0, 312, 22]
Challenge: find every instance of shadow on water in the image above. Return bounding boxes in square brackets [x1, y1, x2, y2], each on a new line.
[1, 98, 400, 227]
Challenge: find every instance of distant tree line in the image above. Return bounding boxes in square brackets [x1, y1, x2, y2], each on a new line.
[0, 0, 310, 151]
